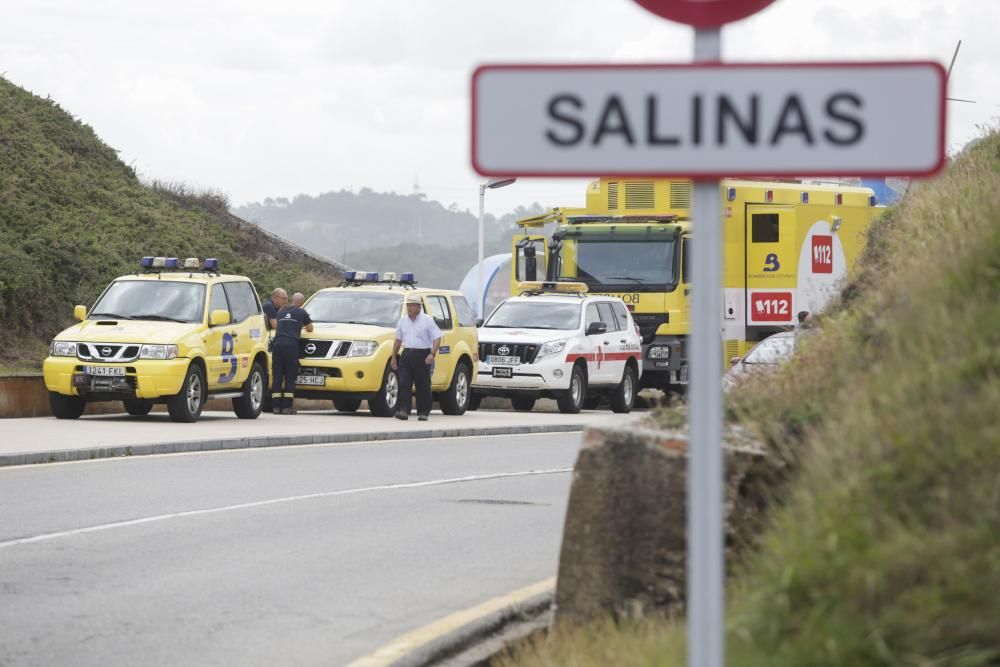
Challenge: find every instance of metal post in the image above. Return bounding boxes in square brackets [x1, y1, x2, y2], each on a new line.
[477, 184, 487, 318]
[689, 26, 724, 667]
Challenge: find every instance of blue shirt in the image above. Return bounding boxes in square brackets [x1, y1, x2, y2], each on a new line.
[274, 306, 312, 342]
[395, 312, 442, 349]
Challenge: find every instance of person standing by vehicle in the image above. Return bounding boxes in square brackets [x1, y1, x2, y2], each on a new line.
[391, 294, 441, 421]
[263, 288, 288, 330]
[271, 292, 313, 415]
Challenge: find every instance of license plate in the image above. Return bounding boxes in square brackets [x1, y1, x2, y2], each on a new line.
[487, 355, 520, 365]
[492, 367, 513, 378]
[296, 375, 325, 386]
[85, 366, 125, 377]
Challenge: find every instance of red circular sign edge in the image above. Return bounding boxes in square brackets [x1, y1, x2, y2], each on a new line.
[632, 0, 777, 27]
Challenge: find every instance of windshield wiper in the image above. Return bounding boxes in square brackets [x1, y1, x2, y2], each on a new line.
[89, 312, 133, 320]
[134, 314, 188, 323]
[604, 276, 645, 284]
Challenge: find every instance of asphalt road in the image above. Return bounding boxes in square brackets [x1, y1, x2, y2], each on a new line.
[0, 432, 581, 666]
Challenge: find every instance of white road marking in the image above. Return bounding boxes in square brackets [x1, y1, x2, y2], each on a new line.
[0, 468, 572, 550]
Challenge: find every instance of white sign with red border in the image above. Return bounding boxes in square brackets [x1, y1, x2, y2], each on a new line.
[472, 62, 946, 178]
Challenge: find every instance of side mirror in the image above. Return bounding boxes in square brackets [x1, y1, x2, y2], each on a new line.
[73, 305, 87, 321]
[586, 321, 608, 336]
[475, 318, 485, 328]
[209, 309, 231, 326]
[729, 356, 742, 367]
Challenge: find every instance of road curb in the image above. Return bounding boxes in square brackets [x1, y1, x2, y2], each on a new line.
[389, 591, 553, 667]
[0, 424, 585, 468]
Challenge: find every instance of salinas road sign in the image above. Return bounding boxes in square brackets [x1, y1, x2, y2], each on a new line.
[472, 62, 947, 178]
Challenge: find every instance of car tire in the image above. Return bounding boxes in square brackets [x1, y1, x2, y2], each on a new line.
[49, 392, 85, 420]
[610, 364, 637, 414]
[368, 363, 399, 417]
[233, 362, 265, 419]
[123, 398, 153, 416]
[510, 396, 536, 412]
[583, 395, 603, 410]
[167, 364, 206, 423]
[440, 362, 471, 415]
[333, 397, 362, 413]
[557, 364, 587, 414]
[467, 393, 482, 411]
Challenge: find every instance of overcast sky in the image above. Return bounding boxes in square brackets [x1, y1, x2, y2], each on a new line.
[2, 0, 996, 218]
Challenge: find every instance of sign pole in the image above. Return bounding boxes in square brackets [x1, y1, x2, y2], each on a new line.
[688, 26, 725, 667]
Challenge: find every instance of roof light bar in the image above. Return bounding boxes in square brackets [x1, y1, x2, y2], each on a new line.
[152, 257, 166, 268]
[400, 272, 415, 284]
[365, 272, 379, 282]
[140, 256, 154, 269]
[203, 258, 219, 271]
[164, 257, 180, 269]
[184, 258, 200, 269]
[343, 271, 357, 281]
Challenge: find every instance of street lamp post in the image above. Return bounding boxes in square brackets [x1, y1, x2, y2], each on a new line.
[477, 177, 516, 319]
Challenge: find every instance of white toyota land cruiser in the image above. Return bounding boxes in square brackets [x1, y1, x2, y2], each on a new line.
[470, 282, 642, 413]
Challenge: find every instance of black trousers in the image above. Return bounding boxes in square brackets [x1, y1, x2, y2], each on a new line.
[271, 340, 299, 409]
[397, 348, 432, 416]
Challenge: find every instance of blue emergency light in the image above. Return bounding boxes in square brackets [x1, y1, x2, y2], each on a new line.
[343, 271, 357, 281]
[726, 187, 736, 202]
[203, 258, 219, 271]
[400, 272, 415, 284]
[365, 272, 379, 282]
[165, 257, 179, 269]
[869, 194, 877, 207]
[140, 256, 154, 269]
[801, 192, 809, 204]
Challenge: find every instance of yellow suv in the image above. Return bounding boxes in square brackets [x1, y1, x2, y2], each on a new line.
[43, 257, 270, 422]
[295, 272, 479, 416]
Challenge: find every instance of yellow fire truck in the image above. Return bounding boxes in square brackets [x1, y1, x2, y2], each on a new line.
[512, 178, 881, 391]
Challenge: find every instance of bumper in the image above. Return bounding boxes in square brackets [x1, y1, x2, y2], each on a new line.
[472, 356, 572, 393]
[43, 356, 190, 399]
[293, 355, 386, 396]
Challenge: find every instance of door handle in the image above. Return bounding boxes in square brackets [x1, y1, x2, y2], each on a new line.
[603, 340, 610, 345]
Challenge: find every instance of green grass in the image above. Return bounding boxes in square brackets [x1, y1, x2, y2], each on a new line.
[0, 77, 342, 366]
[502, 132, 1000, 667]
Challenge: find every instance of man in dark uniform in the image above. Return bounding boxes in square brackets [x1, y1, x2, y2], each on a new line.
[263, 288, 287, 330]
[271, 292, 313, 415]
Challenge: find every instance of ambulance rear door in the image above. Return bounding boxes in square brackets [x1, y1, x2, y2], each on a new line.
[745, 205, 797, 329]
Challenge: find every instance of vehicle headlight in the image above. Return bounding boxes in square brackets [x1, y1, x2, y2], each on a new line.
[648, 345, 671, 359]
[50, 341, 78, 357]
[536, 339, 567, 360]
[348, 341, 379, 357]
[139, 344, 178, 360]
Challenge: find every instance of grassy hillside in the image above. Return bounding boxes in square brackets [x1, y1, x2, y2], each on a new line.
[0, 77, 344, 369]
[503, 131, 1000, 666]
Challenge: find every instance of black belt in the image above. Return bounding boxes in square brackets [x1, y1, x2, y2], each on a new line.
[403, 348, 431, 353]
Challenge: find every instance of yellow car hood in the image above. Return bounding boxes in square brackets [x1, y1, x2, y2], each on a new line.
[57, 320, 201, 344]
[304, 322, 395, 341]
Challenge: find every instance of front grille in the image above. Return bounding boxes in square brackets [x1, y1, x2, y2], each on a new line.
[670, 181, 692, 209]
[299, 340, 350, 359]
[631, 314, 668, 344]
[77, 343, 140, 363]
[479, 342, 540, 365]
[299, 366, 343, 378]
[607, 181, 619, 209]
[625, 181, 655, 209]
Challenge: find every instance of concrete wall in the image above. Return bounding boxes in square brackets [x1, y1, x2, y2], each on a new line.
[554, 424, 775, 625]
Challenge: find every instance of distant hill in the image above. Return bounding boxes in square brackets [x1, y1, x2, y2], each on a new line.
[236, 192, 544, 289]
[0, 77, 345, 368]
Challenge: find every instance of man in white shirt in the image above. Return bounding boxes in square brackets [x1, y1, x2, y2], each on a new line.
[391, 294, 442, 421]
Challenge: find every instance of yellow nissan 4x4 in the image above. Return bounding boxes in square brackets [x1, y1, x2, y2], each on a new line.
[43, 257, 270, 422]
[295, 272, 479, 416]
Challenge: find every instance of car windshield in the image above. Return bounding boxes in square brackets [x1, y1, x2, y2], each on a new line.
[485, 301, 580, 330]
[574, 240, 676, 287]
[744, 336, 795, 364]
[90, 280, 206, 323]
[306, 291, 403, 327]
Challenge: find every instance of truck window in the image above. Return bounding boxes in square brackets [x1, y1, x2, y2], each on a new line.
[223, 281, 259, 324]
[585, 304, 601, 330]
[611, 302, 631, 330]
[209, 283, 230, 319]
[682, 238, 690, 284]
[427, 295, 453, 330]
[452, 295, 477, 327]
